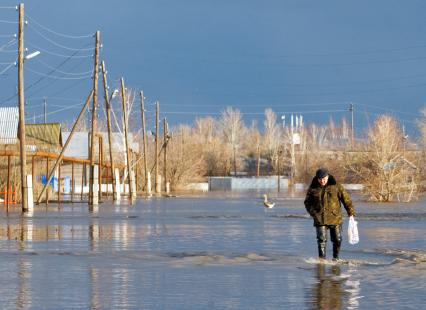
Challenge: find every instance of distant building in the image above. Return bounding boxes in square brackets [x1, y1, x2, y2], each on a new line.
[62, 131, 139, 164]
[0, 107, 19, 145]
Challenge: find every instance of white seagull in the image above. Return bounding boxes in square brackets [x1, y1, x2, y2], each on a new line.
[263, 194, 275, 209]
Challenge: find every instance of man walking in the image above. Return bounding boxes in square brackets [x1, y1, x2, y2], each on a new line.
[304, 168, 356, 260]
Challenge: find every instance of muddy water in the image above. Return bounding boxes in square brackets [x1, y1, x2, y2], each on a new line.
[0, 191, 425, 309]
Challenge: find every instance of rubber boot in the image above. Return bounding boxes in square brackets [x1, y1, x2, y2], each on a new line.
[332, 243, 340, 260]
[316, 226, 328, 259]
[318, 243, 327, 259]
[330, 225, 342, 260]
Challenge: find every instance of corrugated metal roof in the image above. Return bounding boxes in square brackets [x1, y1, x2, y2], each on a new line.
[0, 107, 19, 144]
[26, 123, 62, 148]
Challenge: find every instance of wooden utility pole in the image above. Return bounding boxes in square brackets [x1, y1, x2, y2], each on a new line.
[349, 103, 354, 148]
[37, 91, 94, 204]
[120, 78, 133, 201]
[98, 135, 103, 200]
[101, 61, 117, 200]
[140, 91, 149, 194]
[163, 118, 168, 191]
[6, 155, 11, 212]
[256, 144, 260, 177]
[44, 98, 47, 123]
[89, 30, 100, 205]
[18, 3, 28, 212]
[155, 101, 159, 191]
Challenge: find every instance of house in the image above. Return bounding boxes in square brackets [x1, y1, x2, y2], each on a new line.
[26, 123, 63, 153]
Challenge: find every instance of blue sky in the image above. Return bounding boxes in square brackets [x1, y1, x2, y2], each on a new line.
[1, 0, 425, 137]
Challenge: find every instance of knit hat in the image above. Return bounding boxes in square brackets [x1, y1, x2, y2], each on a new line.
[315, 168, 329, 178]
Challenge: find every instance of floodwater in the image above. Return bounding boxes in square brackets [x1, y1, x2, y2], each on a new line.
[0, 191, 425, 309]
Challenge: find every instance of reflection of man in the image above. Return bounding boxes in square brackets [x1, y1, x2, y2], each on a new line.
[309, 264, 345, 310]
[304, 168, 356, 260]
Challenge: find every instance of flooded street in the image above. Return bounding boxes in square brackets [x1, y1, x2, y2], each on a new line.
[0, 191, 425, 309]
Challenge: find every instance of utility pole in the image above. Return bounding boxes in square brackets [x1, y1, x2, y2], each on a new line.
[349, 103, 354, 148]
[43, 97, 47, 123]
[120, 78, 133, 201]
[155, 101, 159, 192]
[163, 118, 168, 191]
[101, 61, 116, 200]
[18, 3, 28, 212]
[89, 30, 100, 205]
[140, 91, 148, 194]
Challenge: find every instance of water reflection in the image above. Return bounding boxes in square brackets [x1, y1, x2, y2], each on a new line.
[16, 258, 31, 310]
[307, 264, 348, 310]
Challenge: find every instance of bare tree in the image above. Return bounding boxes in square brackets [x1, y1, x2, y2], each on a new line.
[417, 105, 426, 148]
[219, 107, 245, 176]
[263, 108, 281, 174]
[345, 115, 418, 202]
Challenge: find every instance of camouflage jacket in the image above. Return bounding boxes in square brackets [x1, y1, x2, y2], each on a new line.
[304, 174, 356, 226]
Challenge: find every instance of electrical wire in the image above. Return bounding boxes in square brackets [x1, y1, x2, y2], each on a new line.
[28, 24, 94, 52]
[30, 103, 84, 120]
[0, 38, 16, 51]
[26, 15, 94, 39]
[33, 57, 93, 76]
[0, 19, 17, 24]
[26, 42, 93, 58]
[0, 61, 15, 75]
[0, 46, 91, 104]
[25, 66, 92, 80]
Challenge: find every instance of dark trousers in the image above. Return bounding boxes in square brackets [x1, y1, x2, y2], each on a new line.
[316, 225, 342, 259]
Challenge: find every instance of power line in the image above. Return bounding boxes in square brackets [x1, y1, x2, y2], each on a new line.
[33, 57, 92, 76]
[26, 15, 94, 39]
[28, 24, 94, 52]
[0, 46, 91, 104]
[25, 66, 91, 80]
[26, 42, 93, 58]
[0, 19, 17, 24]
[0, 61, 15, 75]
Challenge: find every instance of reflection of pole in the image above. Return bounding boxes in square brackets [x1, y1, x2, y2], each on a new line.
[18, 4, 28, 212]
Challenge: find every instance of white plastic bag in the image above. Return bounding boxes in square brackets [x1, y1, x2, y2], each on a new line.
[348, 216, 359, 245]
